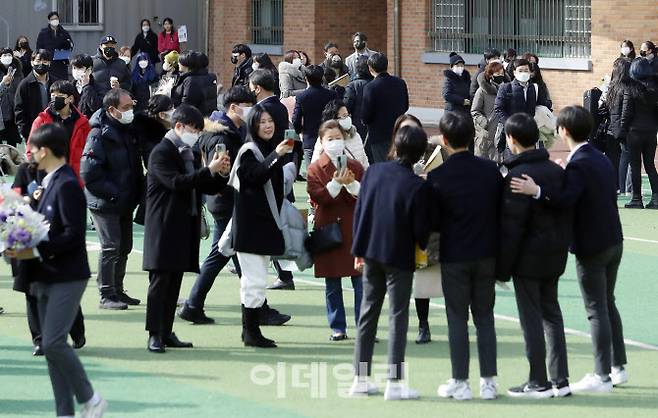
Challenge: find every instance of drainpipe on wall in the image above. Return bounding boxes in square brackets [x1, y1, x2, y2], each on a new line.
[393, 0, 401, 77]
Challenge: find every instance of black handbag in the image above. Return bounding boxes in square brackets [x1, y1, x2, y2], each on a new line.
[305, 219, 343, 255]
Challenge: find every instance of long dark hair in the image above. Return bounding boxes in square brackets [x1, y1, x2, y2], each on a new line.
[529, 62, 547, 88]
[162, 17, 176, 37]
[620, 40, 636, 60]
[246, 104, 275, 153]
[388, 114, 422, 160]
[253, 53, 278, 74]
[14, 35, 32, 52]
[607, 58, 642, 106]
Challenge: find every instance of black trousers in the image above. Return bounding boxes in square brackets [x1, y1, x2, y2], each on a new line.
[513, 276, 569, 385]
[0, 119, 22, 147]
[627, 130, 658, 195]
[441, 258, 497, 380]
[26, 293, 85, 346]
[575, 243, 627, 375]
[146, 271, 184, 336]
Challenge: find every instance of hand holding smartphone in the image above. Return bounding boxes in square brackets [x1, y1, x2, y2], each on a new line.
[215, 143, 226, 155]
[284, 129, 296, 151]
[336, 154, 347, 172]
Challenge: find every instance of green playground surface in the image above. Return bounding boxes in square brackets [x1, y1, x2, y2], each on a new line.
[1, 181, 657, 418]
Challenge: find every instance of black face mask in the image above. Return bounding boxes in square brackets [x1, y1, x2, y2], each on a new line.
[103, 47, 117, 58]
[51, 96, 67, 111]
[640, 50, 648, 57]
[231, 55, 238, 65]
[492, 75, 506, 84]
[19, 41, 29, 49]
[33, 63, 50, 75]
[354, 41, 366, 50]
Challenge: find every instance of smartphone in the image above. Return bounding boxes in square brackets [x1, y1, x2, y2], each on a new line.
[336, 155, 347, 171]
[284, 129, 297, 141]
[7, 66, 16, 77]
[215, 143, 226, 154]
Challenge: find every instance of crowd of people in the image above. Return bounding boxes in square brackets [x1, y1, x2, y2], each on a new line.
[1, 11, 657, 417]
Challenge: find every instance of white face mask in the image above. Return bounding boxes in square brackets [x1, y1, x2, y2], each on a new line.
[452, 66, 464, 76]
[180, 131, 199, 147]
[324, 139, 345, 158]
[503, 61, 509, 69]
[120, 56, 131, 65]
[489, 58, 502, 64]
[72, 68, 87, 81]
[292, 58, 302, 67]
[515, 72, 531, 83]
[163, 62, 171, 72]
[1, 55, 13, 66]
[251, 63, 260, 71]
[50, 19, 59, 28]
[161, 109, 174, 121]
[142, 26, 150, 33]
[621, 46, 631, 56]
[238, 106, 252, 122]
[117, 108, 134, 124]
[138, 60, 149, 69]
[338, 116, 352, 131]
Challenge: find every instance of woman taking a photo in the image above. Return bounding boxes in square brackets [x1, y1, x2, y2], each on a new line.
[307, 120, 364, 341]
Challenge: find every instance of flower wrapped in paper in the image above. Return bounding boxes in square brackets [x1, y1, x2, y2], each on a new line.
[0, 188, 50, 252]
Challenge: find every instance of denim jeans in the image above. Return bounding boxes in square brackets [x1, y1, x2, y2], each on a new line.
[187, 217, 241, 310]
[325, 276, 363, 334]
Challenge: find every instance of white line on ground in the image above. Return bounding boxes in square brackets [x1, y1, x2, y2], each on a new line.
[625, 237, 658, 244]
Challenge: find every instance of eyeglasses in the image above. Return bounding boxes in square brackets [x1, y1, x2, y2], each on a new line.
[337, 113, 351, 120]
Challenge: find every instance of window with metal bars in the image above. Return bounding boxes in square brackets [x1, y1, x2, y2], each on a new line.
[429, 0, 591, 58]
[54, 0, 102, 25]
[252, 0, 284, 45]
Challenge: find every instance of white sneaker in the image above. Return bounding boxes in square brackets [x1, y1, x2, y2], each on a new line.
[570, 373, 613, 393]
[384, 381, 420, 400]
[349, 376, 379, 397]
[437, 379, 472, 400]
[479, 377, 498, 400]
[79, 393, 107, 418]
[610, 366, 628, 386]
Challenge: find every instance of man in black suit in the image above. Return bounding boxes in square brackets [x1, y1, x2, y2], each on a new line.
[143, 105, 231, 353]
[360, 52, 409, 163]
[511, 106, 627, 393]
[7, 124, 107, 417]
[498, 114, 571, 399]
[292, 64, 337, 172]
[427, 111, 502, 401]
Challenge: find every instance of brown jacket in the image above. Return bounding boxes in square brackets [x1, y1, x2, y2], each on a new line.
[307, 153, 364, 278]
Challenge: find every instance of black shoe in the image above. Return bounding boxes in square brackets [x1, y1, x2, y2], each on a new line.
[243, 305, 277, 348]
[148, 335, 165, 353]
[73, 336, 86, 350]
[646, 193, 658, 209]
[415, 324, 431, 344]
[552, 379, 572, 397]
[117, 292, 141, 306]
[507, 382, 554, 399]
[33, 345, 44, 356]
[267, 279, 295, 290]
[99, 298, 128, 310]
[163, 332, 193, 348]
[258, 305, 291, 326]
[178, 304, 215, 325]
[625, 195, 644, 209]
[296, 174, 307, 182]
[330, 333, 348, 341]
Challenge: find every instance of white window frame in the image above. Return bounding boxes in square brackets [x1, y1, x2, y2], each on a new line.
[52, 0, 104, 31]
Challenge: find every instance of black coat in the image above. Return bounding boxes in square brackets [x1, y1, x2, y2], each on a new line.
[494, 79, 552, 124]
[344, 77, 370, 140]
[132, 111, 168, 167]
[91, 52, 132, 98]
[233, 142, 286, 255]
[171, 69, 218, 116]
[361, 73, 409, 145]
[76, 78, 103, 119]
[14, 72, 53, 138]
[232, 57, 253, 87]
[427, 151, 503, 263]
[36, 25, 73, 81]
[443, 69, 471, 113]
[352, 160, 430, 272]
[79, 109, 143, 214]
[498, 149, 572, 281]
[625, 78, 658, 134]
[143, 136, 228, 272]
[292, 85, 337, 149]
[15, 49, 32, 78]
[19, 165, 91, 284]
[131, 31, 160, 64]
[539, 144, 623, 258]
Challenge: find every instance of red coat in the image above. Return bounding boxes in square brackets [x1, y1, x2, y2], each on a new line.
[28, 107, 91, 183]
[158, 31, 180, 54]
[307, 153, 364, 278]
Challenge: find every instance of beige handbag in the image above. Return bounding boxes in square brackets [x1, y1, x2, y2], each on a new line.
[414, 264, 443, 298]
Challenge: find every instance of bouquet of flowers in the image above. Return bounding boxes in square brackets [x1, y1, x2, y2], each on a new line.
[0, 187, 50, 252]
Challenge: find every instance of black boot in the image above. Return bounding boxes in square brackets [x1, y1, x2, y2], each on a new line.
[625, 194, 644, 209]
[148, 334, 165, 353]
[646, 193, 658, 209]
[415, 322, 431, 344]
[259, 300, 291, 326]
[242, 305, 277, 348]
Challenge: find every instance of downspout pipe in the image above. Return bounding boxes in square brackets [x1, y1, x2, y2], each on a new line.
[393, 0, 401, 77]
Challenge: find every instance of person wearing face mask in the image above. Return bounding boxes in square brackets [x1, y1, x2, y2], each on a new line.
[28, 80, 91, 181]
[157, 17, 180, 62]
[344, 56, 373, 142]
[80, 89, 144, 311]
[91, 35, 132, 99]
[346, 32, 377, 81]
[14, 36, 33, 77]
[14, 49, 54, 141]
[130, 52, 158, 112]
[321, 43, 349, 75]
[230, 44, 254, 88]
[470, 48, 503, 99]
[311, 100, 369, 169]
[171, 51, 218, 116]
[131, 19, 160, 65]
[36, 11, 74, 81]
[503, 48, 517, 80]
[6, 123, 108, 418]
[278, 50, 307, 98]
[307, 120, 364, 342]
[443, 52, 472, 114]
[639, 41, 658, 74]
[472, 61, 506, 161]
[252, 53, 280, 98]
[71, 54, 102, 119]
[119, 46, 133, 67]
[0, 47, 24, 147]
[178, 86, 257, 324]
[143, 104, 231, 353]
[619, 40, 636, 61]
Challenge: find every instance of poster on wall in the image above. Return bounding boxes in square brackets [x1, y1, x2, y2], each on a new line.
[178, 25, 188, 43]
